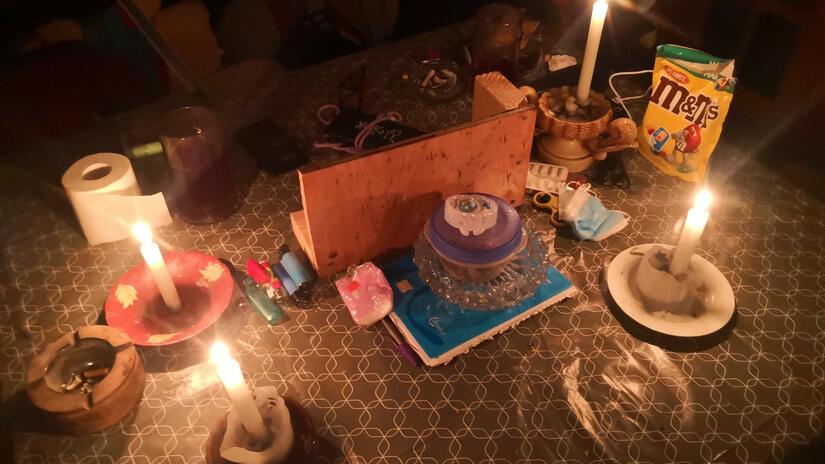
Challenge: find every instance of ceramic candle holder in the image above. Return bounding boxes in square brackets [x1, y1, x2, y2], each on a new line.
[104, 251, 233, 346]
[206, 388, 317, 464]
[535, 86, 637, 172]
[633, 245, 695, 315]
[605, 243, 736, 337]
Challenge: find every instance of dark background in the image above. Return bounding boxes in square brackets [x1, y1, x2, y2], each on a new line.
[0, 0, 823, 198]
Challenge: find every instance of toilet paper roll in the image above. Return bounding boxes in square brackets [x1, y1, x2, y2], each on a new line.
[62, 153, 172, 245]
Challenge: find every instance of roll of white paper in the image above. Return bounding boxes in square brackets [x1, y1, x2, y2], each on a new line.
[62, 153, 172, 245]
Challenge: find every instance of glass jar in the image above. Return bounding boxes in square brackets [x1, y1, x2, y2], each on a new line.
[158, 106, 241, 224]
[471, 3, 524, 83]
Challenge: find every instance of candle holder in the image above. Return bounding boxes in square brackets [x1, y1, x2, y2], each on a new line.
[535, 86, 637, 172]
[26, 325, 145, 434]
[105, 251, 233, 346]
[206, 387, 317, 464]
[605, 243, 735, 337]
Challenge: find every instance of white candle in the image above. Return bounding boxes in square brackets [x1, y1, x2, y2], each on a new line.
[132, 223, 181, 310]
[670, 189, 712, 276]
[576, 0, 609, 105]
[210, 342, 270, 443]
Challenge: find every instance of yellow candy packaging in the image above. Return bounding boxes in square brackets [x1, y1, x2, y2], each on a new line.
[638, 45, 736, 182]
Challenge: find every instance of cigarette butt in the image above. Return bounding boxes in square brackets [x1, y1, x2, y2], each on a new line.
[83, 367, 110, 379]
[421, 69, 436, 88]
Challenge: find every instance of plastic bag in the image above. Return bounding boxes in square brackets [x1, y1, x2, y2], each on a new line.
[638, 45, 736, 182]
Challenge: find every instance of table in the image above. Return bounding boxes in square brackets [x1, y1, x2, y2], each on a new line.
[2, 24, 824, 464]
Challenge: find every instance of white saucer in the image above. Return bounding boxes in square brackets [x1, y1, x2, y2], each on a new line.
[606, 243, 735, 337]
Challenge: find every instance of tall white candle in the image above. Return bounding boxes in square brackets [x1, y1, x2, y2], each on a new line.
[576, 0, 608, 105]
[210, 342, 270, 443]
[132, 223, 181, 310]
[670, 189, 712, 276]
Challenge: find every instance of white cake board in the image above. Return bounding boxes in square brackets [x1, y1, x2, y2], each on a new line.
[606, 243, 735, 337]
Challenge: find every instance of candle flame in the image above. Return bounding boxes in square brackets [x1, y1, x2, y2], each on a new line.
[593, 0, 608, 16]
[694, 189, 712, 210]
[131, 222, 153, 245]
[210, 341, 232, 365]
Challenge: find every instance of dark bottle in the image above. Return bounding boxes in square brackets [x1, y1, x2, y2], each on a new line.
[159, 106, 241, 224]
[471, 4, 523, 84]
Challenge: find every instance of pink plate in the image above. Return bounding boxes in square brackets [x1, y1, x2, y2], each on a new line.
[105, 251, 233, 346]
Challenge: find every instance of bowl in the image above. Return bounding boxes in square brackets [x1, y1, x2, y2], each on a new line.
[427, 226, 528, 282]
[537, 86, 612, 140]
[423, 193, 525, 283]
[414, 223, 551, 310]
[405, 59, 465, 102]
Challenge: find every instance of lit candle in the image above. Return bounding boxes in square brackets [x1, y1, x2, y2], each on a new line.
[131, 222, 181, 310]
[670, 189, 712, 276]
[576, 0, 608, 105]
[210, 342, 270, 444]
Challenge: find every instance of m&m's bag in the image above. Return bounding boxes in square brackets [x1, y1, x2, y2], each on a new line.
[638, 45, 736, 182]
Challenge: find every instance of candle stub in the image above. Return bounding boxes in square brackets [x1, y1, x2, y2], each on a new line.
[132, 223, 181, 310]
[670, 189, 711, 276]
[635, 245, 692, 314]
[210, 343, 271, 445]
[220, 386, 295, 464]
[576, 0, 608, 105]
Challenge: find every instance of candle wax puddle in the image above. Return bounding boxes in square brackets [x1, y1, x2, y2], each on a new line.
[241, 416, 274, 451]
[141, 284, 212, 333]
[629, 261, 708, 320]
[548, 101, 606, 122]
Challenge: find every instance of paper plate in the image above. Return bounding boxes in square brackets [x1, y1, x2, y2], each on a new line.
[105, 251, 233, 346]
[606, 243, 735, 337]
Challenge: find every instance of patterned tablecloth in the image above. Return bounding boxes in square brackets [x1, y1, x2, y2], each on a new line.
[2, 24, 824, 464]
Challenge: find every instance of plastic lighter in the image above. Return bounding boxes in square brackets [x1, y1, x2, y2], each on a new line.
[272, 262, 311, 308]
[247, 259, 288, 301]
[240, 276, 285, 324]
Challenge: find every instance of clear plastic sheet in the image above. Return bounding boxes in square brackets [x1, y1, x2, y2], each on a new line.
[2, 25, 824, 464]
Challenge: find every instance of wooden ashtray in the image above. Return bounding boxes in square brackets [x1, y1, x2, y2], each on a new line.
[26, 325, 145, 435]
[206, 397, 318, 464]
[537, 86, 612, 140]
